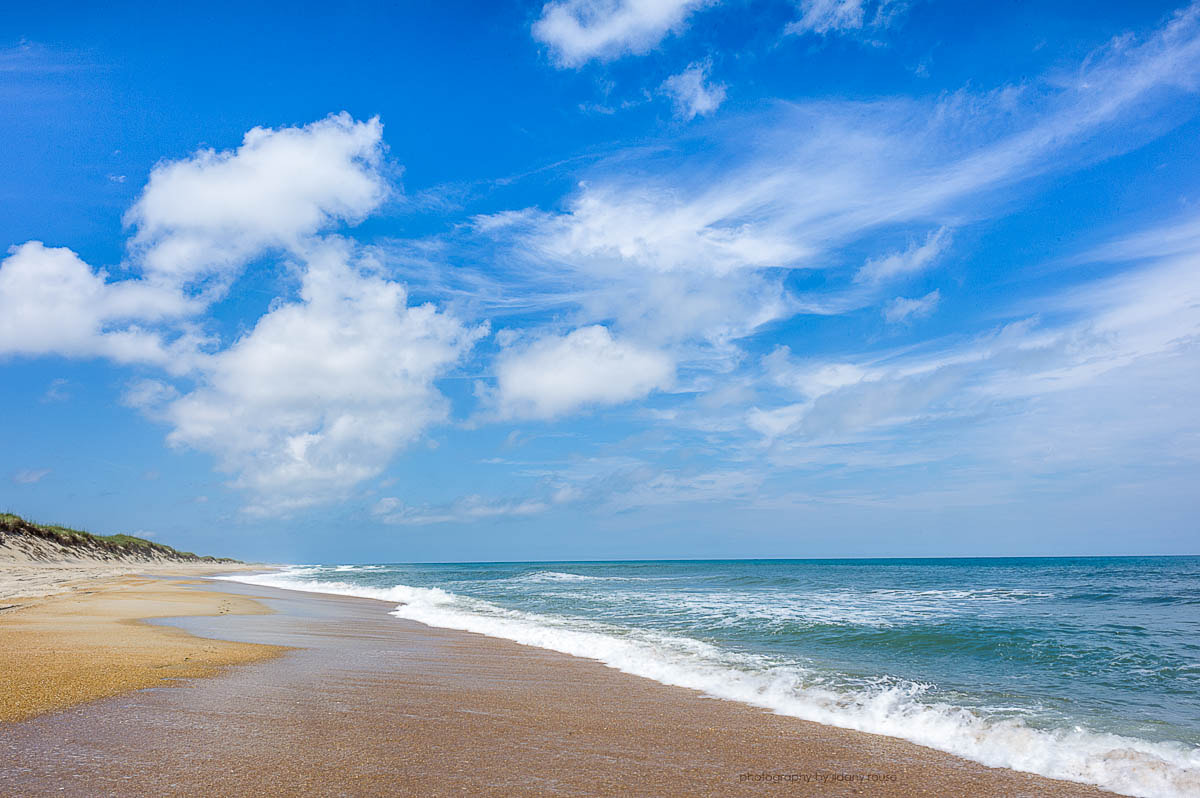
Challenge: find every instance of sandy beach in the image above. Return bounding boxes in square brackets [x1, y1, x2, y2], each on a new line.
[0, 568, 285, 723]
[0, 571, 1120, 797]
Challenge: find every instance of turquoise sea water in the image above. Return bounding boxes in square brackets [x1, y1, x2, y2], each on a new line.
[224, 557, 1200, 798]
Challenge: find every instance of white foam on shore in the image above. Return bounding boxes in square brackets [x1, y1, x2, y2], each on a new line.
[219, 568, 1200, 798]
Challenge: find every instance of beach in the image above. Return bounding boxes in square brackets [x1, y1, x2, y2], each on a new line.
[0, 570, 1119, 797]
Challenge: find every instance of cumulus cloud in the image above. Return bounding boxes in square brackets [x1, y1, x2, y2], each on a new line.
[661, 60, 726, 120]
[125, 113, 387, 291]
[493, 325, 673, 419]
[0, 241, 191, 366]
[163, 241, 483, 515]
[533, 0, 716, 66]
[883, 289, 940, 323]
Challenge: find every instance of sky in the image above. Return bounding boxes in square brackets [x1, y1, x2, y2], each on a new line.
[2, 0, 1199, 563]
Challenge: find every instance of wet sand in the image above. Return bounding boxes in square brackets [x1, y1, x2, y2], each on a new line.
[0, 577, 1118, 797]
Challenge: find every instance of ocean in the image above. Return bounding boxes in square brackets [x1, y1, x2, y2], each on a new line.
[221, 556, 1200, 798]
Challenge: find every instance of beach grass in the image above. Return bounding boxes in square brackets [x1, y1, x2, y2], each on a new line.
[0, 512, 238, 563]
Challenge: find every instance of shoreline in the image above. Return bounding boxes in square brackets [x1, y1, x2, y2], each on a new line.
[0, 572, 1118, 797]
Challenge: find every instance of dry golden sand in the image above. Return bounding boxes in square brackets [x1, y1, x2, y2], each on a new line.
[0, 574, 285, 722]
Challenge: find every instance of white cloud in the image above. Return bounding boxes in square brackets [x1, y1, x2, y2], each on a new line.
[786, 0, 906, 37]
[526, 184, 808, 277]
[856, 227, 951, 283]
[0, 241, 191, 366]
[533, 0, 716, 67]
[494, 325, 673, 419]
[373, 494, 550, 525]
[0, 41, 88, 75]
[661, 60, 726, 120]
[121, 378, 179, 410]
[764, 349, 868, 397]
[125, 113, 387, 291]
[787, 0, 865, 35]
[12, 468, 50, 485]
[883, 289, 940, 323]
[163, 241, 483, 515]
[1071, 214, 1200, 265]
[605, 467, 761, 511]
[42, 378, 69, 402]
[396, 457, 765, 525]
[467, 185, 799, 366]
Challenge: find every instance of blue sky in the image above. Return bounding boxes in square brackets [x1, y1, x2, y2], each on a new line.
[3, 0, 1199, 562]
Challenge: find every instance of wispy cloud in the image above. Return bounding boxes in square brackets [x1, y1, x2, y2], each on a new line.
[856, 228, 952, 284]
[0, 41, 92, 74]
[383, 456, 765, 525]
[753, 218, 1200, 461]
[785, 0, 908, 38]
[12, 468, 50, 485]
[883, 289, 940, 323]
[373, 494, 551, 525]
[42, 378, 69, 402]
